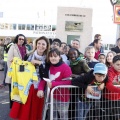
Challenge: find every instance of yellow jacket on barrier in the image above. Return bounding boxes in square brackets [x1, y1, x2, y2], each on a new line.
[8, 57, 38, 104]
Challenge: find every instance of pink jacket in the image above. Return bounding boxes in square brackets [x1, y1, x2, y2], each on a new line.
[38, 63, 72, 102]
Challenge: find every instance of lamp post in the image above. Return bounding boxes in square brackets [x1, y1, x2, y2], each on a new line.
[110, 0, 119, 6]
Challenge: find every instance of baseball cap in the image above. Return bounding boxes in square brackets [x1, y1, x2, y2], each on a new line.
[93, 63, 108, 75]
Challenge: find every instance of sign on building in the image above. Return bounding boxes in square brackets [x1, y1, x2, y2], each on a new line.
[114, 5, 120, 24]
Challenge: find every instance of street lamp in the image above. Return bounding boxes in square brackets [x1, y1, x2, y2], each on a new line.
[110, 0, 118, 6]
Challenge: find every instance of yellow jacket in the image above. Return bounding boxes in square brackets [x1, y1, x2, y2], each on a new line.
[8, 57, 38, 104]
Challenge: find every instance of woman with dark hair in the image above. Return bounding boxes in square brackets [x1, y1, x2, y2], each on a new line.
[5, 34, 28, 108]
[13, 34, 27, 45]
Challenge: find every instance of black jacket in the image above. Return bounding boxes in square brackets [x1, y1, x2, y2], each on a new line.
[111, 46, 120, 53]
[71, 70, 108, 101]
[72, 70, 108, 89]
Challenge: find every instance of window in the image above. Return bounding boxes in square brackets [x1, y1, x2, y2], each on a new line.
[35, 24, 43, 31]
[18, 24, 25, 30]
[21, 24, 25, 30]
[18, 24, 22, 30]
[27, 24, 34, 30]
[13, 24, 16, 30]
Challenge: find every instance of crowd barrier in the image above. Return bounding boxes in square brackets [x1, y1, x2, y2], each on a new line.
[42, 85, 120, 120]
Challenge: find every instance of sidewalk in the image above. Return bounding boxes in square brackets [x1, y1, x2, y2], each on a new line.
[0, 71, 11, 120]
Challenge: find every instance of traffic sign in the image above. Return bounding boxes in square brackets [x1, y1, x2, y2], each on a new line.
[114, 5, 120, 24]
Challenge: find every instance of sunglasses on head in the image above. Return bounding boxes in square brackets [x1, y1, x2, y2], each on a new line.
[18, 38, 24, 41]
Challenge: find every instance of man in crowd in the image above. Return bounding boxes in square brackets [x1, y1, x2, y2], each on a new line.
[71, 39, 80, 50]
[111, 38, 120, 53]
[89, 34, 104, 53]
[93, 39, 102, 60]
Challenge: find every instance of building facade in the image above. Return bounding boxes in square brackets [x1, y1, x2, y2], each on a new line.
[56, 7, 93, 52]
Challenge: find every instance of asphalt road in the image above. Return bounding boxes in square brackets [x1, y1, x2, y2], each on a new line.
[0, 71, 12, 120]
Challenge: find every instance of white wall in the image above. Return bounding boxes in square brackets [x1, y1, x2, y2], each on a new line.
[56, 7, 93, 53]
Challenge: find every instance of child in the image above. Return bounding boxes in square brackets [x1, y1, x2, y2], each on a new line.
[85, 46, 99, 69]
[105, 51, 116, 68]
[37, 48, 72, 120]
[98, 53, 106, 64]
[103, 55, 120, 120]
[68, 47, 90, 119]
[60, 42, 67, 54]
[70, 63, 108, 120]
[51, 38, 61, 50]
[68, 48, 90, 77]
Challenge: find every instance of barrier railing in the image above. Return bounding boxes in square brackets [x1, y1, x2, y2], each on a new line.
[42, 85, 120, 120]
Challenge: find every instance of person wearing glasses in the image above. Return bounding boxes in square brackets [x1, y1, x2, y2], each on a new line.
[5, 34, 27, 108]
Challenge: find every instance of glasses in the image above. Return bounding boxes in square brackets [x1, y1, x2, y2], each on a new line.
[18, 38, 24, 41]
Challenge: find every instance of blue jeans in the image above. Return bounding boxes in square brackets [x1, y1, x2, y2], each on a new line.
[76, 100, 91, 120]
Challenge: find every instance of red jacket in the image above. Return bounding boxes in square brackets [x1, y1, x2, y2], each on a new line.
[104, 67, 120, 100]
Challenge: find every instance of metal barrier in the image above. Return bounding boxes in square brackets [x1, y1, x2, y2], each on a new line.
[43, 85, 120, 120]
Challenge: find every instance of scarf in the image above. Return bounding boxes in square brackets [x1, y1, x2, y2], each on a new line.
[31, 50, 46, 64]
[17, 45, 26, 60]
[31, 50, 46, 88]
[70, 54, 84, 66]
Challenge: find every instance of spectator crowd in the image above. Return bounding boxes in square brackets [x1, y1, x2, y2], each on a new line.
[0, 33, 120, 120]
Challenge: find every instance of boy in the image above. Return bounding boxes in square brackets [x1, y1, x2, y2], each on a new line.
[51, 38, 61, 50]
[85, 46, 99, 69]
[104, 55, 120, 120]
[98, 53, 106, 64]
[70, 63, 108, 120]
[60, 42, 67, 54]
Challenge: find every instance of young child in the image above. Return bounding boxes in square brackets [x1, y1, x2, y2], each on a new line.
[70, 63, 108, 120]
[103, 55, 120, 120]
[105, 51, 116, 68]
[68, 47, 90, 76]
[37, 48, 72, 120]
[68, 47, 90, 119]
[51, 38, 61, 50]
[98, 53, 106, 64]
[85, 46, 99, 69]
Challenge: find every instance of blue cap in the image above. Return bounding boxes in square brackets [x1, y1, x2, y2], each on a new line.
[93, 63, 108, 75]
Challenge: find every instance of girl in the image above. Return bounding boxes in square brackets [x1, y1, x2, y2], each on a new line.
[37, 48, 72, 120]
[68, 47, 90, 119]
[98, 53, 106, 64]
[9, 36, 50, 120]
[106, 51, 116, 68]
